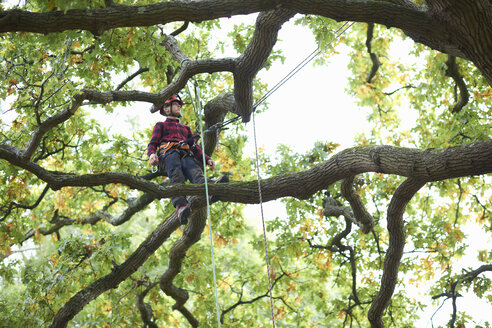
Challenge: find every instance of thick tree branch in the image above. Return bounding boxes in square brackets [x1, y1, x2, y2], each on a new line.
[2, 0, 491, 84]
[159, 9, 295, 122]
[367, 178, 426, 328]
[234, 9, 295, 122]
[159, 208, 207, 328]
[0, 1, 424, 35]
[2, 141, 492, 204]
[49, 210, 181, 328]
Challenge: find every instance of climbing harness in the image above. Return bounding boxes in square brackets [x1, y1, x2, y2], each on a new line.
[186, 82, 222, 328]
[155, 141, 193, 173]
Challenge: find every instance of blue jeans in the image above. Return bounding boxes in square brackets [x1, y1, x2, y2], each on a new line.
[163, 150, 205, 208]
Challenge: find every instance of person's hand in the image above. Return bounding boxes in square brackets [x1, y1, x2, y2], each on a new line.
[207, 159, 216, 170]
[149, 153, 158, 166]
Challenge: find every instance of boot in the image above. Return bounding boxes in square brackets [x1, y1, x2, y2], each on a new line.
[209, 175, 229, 204]
[176, 204, 192, 225]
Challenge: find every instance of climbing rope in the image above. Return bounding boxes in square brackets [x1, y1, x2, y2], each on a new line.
[172, 22, 354, 326]
[185, 82, 222, 327]
[252, 109, 277, 327]
[253, 21, 354, 110]
[249, 22, 355, 327]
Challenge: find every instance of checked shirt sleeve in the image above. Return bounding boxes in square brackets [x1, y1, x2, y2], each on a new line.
[147, 123, 162, 157]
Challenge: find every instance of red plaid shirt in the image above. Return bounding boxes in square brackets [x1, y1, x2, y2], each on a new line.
[147, 118, 210, 163]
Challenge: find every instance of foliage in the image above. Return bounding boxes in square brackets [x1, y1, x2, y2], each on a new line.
[1, 1, 491, 328]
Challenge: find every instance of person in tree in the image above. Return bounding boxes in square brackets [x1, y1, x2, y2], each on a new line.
[148, 94, 221, 225]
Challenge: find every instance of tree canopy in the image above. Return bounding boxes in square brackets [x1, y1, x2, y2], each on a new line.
[0, 1, 491, 327]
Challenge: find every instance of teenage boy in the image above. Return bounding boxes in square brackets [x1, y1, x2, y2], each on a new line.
[148, 94, 216, 225]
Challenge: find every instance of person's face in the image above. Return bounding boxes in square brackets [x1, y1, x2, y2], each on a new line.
[164, 101, 182, 116]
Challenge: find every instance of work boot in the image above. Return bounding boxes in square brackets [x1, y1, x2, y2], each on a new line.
[176, 204, 192, 225]
[209, 175, 229, 204]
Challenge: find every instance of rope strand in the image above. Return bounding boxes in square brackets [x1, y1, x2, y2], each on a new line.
[253, 21, 353, 110]
[247, 22, 354, 327]
[186, 82, 222, 327]
[252, 110, 276, 327]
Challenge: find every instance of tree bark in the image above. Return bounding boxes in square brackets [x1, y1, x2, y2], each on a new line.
[3, 141, 492, 203]
[2, 1, 491, 84]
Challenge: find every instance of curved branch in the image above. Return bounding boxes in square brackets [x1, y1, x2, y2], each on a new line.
[159, 9, 295, 122]
[367, 177, 426, 328]
[382, 85, 415, 96]
[445, 55, 469, 113]
[365, 23, 380, 83]
[202, 93, 237, 156]
[159, 207, 207, 328]
[220, 272, 287, 324]
[23, 94, 84, 161]
[116, 66, 150, 91]
[307, 212, 361, 305]
[136, 280, 159, 328]
[170, 21, 189, 37]
[1, 184, 49, 222]
[341, 176, 374, 233]
[234, 9, 295, 122]
[431, 264, 492, 328]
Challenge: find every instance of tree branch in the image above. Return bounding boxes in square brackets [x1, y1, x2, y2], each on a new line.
[365, 23, 380, 83]
[1, 184, 49, 222]
[159, 207, 207, 328]
[115, 66, 150, 91]
[136, 280, 159, 328]
[431, 264, 492, 328]
[158, 9, 295, 122]
[234, 9, 295, 122]
[368, 177, 426, 328]
[3, 0, 491, 84]
[2, 141, 492, 204]
[445, 55, 469, 113]
[23, 94, 84, 161]
[49, 209, 182, 328]
[220, 272, 288, 324]
[0, 1, 425, 35]
[341, 176, 374, 233]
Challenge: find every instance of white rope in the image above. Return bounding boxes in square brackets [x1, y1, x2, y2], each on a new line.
[252, 109, 276, 327]
[186, 82, 222, 327]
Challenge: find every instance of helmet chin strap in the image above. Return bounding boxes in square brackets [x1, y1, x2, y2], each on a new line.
[165, 103, 182, 118]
